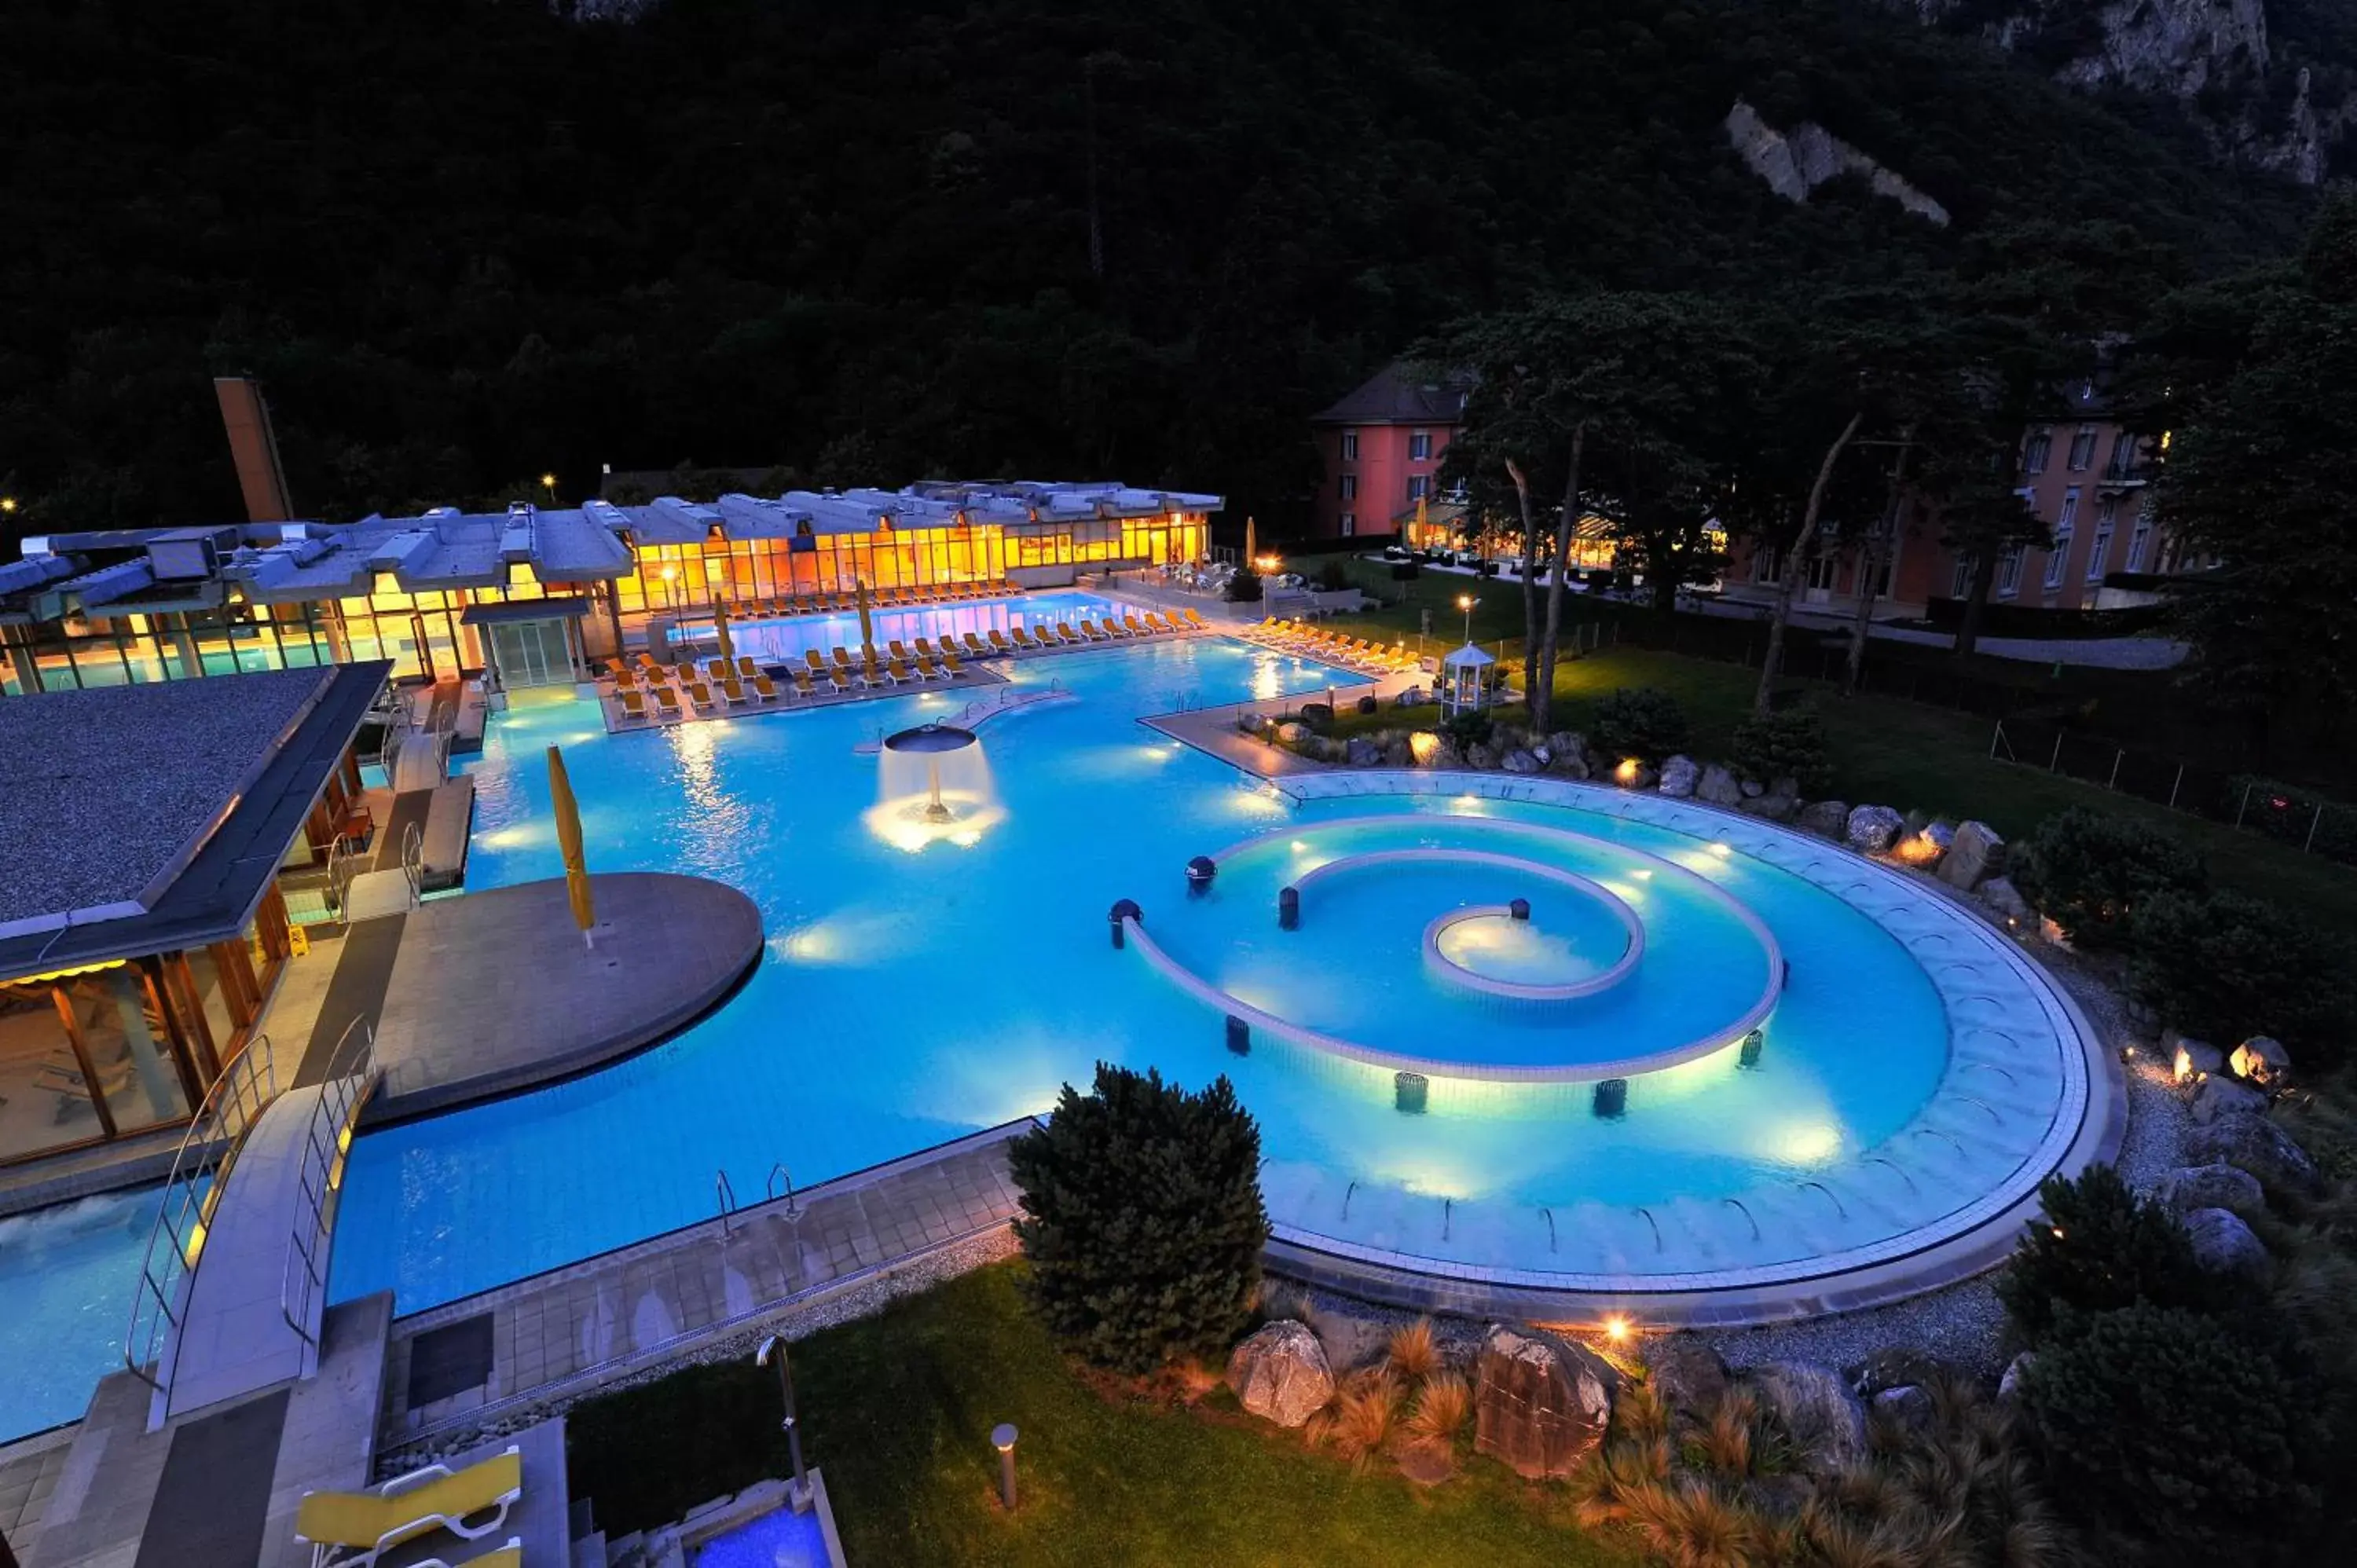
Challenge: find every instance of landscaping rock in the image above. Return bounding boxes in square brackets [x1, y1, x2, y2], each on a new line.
[1472, 1324, 1619, 1478]
[2167, 1032, 2225, 1082]
[1796, 799, 1849, 839]
[1226, 1321, 1336, 1428]
[2183, 1207, 2272, 1282]
[1356, 694, 1380, 716]
[1769, 776, 1799, 800]
[1998, 1352, 2035, 1402]
[1844, 804, 1905, 855]
[1739, 778, 1766, 798]
[2231, 1035, 2293, 1087]
[1871, 1385, 1934, 1431]
[1937, 820, 2006, 889]
[1383, 738, 1412, 768]
[1274, 721, 1307, 744]
[1978, 877, 2030, 922]
[1501, 749, 1542, 774]
[1545, 731, 1587, 768]
[1696, 763, 1744, 807]
[1639, 1333, 1728, 1420]
[1237, 712, 1266, 735]
[1846, 1346, 1945, 1398]
[1624, 764, 1659, 790]
[1345, 738, 1384, 768]
[1547, 751, 1591, 780]
[1749, 1361, 1866, 1473]
[1739, 790, 1798, 822]
[1467, 742, 1497, 770]
[1657, 755, 1700, 798]
[2154, 1163, 2266, 1219]
[2190, 1074, 2268, 1125]
[1430, 738, 1463, 769]
[2186, 1115, 2322, 1197]
[1393, 686, 1427, 707]
[1304, 1302, 1390, 1376]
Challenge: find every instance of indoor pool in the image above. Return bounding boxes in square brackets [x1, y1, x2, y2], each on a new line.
[0, 1186, 163, 1438]
[324, 603, 2090, 1314]
[674, 590, 1135, 669]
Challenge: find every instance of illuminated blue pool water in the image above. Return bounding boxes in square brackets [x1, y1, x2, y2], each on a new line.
[0, 1187, 162, 1438]
[323, 592, 2087, 1313]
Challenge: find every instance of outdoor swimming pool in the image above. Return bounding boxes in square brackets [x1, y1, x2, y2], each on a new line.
[0, 1186, 163, 1438]
[319, 592, 2091, 1313]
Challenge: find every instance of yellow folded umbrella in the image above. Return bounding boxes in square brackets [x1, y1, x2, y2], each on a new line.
[547, 745, 595, 947]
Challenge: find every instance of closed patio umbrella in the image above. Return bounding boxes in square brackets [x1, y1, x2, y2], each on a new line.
[547, 744, 596, 949]
[713, 601, 735, 666]
[1243, 515, 1256, 570]
[855, 577, 875, 658]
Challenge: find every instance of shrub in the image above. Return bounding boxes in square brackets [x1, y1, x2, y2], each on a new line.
[2020, 1303, 2322, 1547]
[1996, 1164, 2231, 1339]
[2010, 806, 2206, 951]
[1728, 705, 1832, 793]
[1386, 1318, 1439, 1380]
[1405, 1370, 1471, 1443]
[1589, 686, 1688, 764]
[1330, 1368, 1401, 1467]
[1225, 567, 1263, 602]
[1314, 556, 1351, 593]
[1007, 1064, 1270, 1373]
[2127, 889, 2357, 1070]
[1440, 708, 1494, 750]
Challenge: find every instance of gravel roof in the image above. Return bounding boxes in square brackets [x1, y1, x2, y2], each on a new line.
[0, 669, 332, 935]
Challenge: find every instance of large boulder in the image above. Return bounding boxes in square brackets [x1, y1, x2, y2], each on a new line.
[1501, 749, 1543, 774]
[1749, 1361, 1866, 1472]
[1658, 755, 1700, 798]
[1845, 804, 1905, 855]
[2167, 1031, 2225, 1083]
[2190, 1074, 2269, 1125]
[1548, 751, 1591, 781]
[1303, 1302, 1389, 1376]
[1871, 1386, 1934, 1431]
[1639, 1333, 1728, 1420]
[1937, 820, 2007, 890]
[1997, 1351, 2036, 1402]
[2183, 1207, 2272, 1283]
[1472, 1324, 1619, 1478]
[1274, 721, 1308, 745]
[1545, 732, 1588, 770]
[1978, 876, 2031, 922]
[1696, 764, 1744, 807]
[1846, 1346, 1945, 1399]
[1344, 737, 1384, 768]
[2186, 1115, 2322, 1197]
[1467, 742, 1498, 770]
[1738, 790, 1798, 822]
[2231, 1036, 2294, 1088]
[1383, 738, 1413, 768]
[2152, 1163, 2267, 1219]
[1795, 799, 1850, 839]
[1226, 1321, 1336, 1428]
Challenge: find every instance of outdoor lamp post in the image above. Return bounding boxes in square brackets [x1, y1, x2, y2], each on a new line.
[992, 1423, 1020, 1511]
[756, 1335, 812, 1508]
[540, 471, 559, 500]
[1456, 592, 1477, 645]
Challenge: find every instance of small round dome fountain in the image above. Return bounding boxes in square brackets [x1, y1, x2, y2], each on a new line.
[870, 723, 1001, 849]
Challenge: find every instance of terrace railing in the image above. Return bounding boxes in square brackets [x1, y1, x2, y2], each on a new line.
[123, 1034, 280, 1398]
[281, 1018, 378, 1354]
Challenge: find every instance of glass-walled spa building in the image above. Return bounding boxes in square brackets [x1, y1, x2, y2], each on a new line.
[0, 664, 387, 1169]
[0, 481, 1219, 694]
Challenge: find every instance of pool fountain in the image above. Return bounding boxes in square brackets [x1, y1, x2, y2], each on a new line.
[867, 722, 1003, 851]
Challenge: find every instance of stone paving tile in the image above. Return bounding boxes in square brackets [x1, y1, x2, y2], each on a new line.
[378, 1124, 1025, 1450]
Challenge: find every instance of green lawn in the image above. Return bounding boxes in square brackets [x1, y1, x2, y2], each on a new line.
[1298, 590, 2357, 944]
[566, 1264, 1642, 1568]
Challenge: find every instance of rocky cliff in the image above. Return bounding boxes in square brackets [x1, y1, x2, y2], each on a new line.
[1894, 1, 2353, 181]
[1724, 100, 1953, 223]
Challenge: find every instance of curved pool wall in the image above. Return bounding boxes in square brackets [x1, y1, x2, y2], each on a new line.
[304, 603, 2098, 1323]
[0, 1186, 163, 1440]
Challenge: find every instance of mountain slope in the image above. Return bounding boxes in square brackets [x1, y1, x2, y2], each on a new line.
[0, 0, 2314, 536]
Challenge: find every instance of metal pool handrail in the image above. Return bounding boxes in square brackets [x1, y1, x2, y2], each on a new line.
[280, 1018, 379, 1352]
[123, 1033, 280, 1394]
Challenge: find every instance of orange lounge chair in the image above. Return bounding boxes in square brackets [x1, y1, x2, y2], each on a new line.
[961, 632, 990, 658]
[735, 655, 761, 679]
[686, 679, 714, 706]
[618, 688, 649, 722]
[753, 675, 781, 702]
[1182, 608, 1208, 629]
[887, 657, 916, 684]
[988, 628, 1014, 654]
[1010, 625, 1038, 650]
[792, 669, 817, 698]
[652, 687, 683, 718]
[914, 652, 943, 680]
[940, 649, 965, 676]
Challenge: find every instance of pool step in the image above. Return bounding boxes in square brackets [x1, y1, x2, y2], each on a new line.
[570, 1528, 608, 1568]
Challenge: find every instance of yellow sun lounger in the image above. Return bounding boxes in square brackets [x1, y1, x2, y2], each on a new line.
[961, 632, 990, 658]
[940, 649, 965, 675]
[1055, 623, 1082, 644]
[1010, 625, 1038, 649]
[652, 687, 683, 717]
[412, 1539, 521, 1568]
[1182, 608, 1208, 629]
[888, 657, 916, 684]
[988, 628, 1014, 653]
[736, 655, 761, 680]
[686, 680, 715, 706]
[793, 669, 818, 698]
[618, 688, 648, 721]
[753, 675, 781, 702]
[295, 1445, 521, 1568]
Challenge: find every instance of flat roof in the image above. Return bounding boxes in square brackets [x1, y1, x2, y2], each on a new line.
[0, 664, 390, 976]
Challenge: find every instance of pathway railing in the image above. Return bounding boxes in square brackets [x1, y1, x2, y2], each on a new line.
[281, 1017, 379, 1351]
[123, 1034, 280, 1393]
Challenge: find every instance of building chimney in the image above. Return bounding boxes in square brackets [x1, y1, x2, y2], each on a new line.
[213, 376, 295, 522]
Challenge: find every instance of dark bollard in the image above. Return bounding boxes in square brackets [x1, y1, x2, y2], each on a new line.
[1739, 1029, 1765, 1069]
[1508, 897, 1531, 921]
[1226, 1015, 1251, 1056]
[1395, 1072, 1429, 1115]
[1186, 855, 1218, 896]
[1593, 1078, 1628, 1119]
[1109, 898, 1142, 948]
[992, 1423, 1019, 1511]
[1278, 886, 1300, 930]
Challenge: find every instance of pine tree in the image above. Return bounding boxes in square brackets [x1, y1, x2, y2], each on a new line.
[1007, 1063, 1269, 1373]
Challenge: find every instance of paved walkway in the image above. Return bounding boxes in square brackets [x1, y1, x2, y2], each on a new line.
[376, 1120, 1026, 1455]
[165, 1085, 339, 1420]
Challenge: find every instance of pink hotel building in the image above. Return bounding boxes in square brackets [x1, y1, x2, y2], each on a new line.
[1307, 365, 1469, 539]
